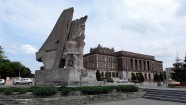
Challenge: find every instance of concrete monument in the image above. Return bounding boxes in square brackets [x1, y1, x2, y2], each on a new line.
[35, 7, 98, 86]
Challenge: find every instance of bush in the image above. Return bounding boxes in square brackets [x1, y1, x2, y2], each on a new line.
[61, 88, 71, 96]
[115, 85, 139, 92]
[79, 86, 113, 95]
[0, 88, 5, 92]
[18, 88, 30, 94]
[32, 86, 58, 96]
[168, 84, 176, 88]
[4, 88, 13, 95]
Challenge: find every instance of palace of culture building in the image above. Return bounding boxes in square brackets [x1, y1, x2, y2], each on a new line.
[83, 44, 163, 81]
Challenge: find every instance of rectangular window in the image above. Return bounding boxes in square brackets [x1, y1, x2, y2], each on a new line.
[112, 63, 114, 69]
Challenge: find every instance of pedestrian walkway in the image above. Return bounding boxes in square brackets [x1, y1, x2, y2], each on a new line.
[106, 81, 186, 91]
[87, 98, 185, 105]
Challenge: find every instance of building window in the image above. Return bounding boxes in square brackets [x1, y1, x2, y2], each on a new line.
[143, 61, 146, 71]
[130, 59, 133, 70]
[112, 63, 114, 69]
[109, 72, 111, 77]
[116, 72, 118, 77]
[148, 74, 151, 79]
[101, 72, 104, 77]
[112, 72, 115, 77]
[135, 59, 137, 70]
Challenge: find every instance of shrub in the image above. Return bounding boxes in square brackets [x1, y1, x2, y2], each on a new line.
[0, 88, 5, 92]
[61, 88, 71, 96]
[32, 86, 58, 96]
[115, 85, 139, 92]
[79, 86, 113, 95]
[168, 84, 176, 88]
[4, 88, 13, 95]
[18, 88, 30, 94]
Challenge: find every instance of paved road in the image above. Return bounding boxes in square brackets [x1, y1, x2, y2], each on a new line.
[87, 98, 185, 105]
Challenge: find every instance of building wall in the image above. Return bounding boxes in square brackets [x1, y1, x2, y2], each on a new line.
[83, 45, 163, 81]
[165, 67, 174, 80]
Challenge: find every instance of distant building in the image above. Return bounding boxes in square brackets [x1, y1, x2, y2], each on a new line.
[83, 44, 163, 81]
[165, 67, 174, 80]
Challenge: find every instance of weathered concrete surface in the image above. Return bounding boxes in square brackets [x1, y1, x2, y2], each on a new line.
[36, 7, 74, 69]
[87, 98, 186, 105]
[35, 68, 100, 86]
[0, 91, 145, 105]
[36, 7, 88, 70]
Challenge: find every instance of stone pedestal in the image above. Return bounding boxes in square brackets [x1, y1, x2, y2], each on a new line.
[35, 68, 100, 86]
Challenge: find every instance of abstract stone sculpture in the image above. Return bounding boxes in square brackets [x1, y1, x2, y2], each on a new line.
[35, 7, 99, 86]
[36, 7, 86, 70]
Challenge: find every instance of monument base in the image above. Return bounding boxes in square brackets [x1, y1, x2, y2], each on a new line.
[35, 68, 103, 86]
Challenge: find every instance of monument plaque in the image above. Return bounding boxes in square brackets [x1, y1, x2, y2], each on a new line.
[35, 7, 98, 86]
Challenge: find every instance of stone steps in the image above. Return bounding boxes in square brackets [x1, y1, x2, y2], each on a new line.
[143, 89, 186, 103]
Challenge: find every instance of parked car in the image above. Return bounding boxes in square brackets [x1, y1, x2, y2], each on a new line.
[0, 79, 5, 85]
[13, 78, 33, 85]
[117, 79, 128, 83]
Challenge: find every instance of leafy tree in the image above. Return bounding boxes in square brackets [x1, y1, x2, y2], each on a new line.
[0, 46, 6, 63]
[138, 73, 145, 82]
[163, 71, 167, 80]
[96, 70, 101, 81]
[154, 73, 160, 82]
[159, 72, 164, 82]
[171, 56, 186, 84]
[0, 46, 32, 79]
[131, 73, 137, 81]
[105, 71, 109, 78]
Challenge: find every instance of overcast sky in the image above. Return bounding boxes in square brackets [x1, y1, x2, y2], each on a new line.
[0, 0, 186, 73]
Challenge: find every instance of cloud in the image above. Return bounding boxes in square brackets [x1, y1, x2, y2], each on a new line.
[21, 45, 37, 54]
[1, 0, 186, 72]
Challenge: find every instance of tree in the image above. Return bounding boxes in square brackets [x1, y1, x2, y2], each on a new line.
[0, 46, 6, 63]
[105, 71, 109, 78]
[0, 46, 32, 79]
[138, 73, 145, 82]
[171, 56, 186, 84]
[131, 73, 137, 81]
[96, 70, 101, 81]
[154, 73, 160, 82]
[163, 71, 167, 80]
[159, 72, 164, 82]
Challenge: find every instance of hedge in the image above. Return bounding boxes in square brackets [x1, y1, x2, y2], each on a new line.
[0, 85, 139, 96]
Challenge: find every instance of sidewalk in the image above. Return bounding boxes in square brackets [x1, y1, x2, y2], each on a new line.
[105, 82, 186, 91]
[87, 98, 186, 105]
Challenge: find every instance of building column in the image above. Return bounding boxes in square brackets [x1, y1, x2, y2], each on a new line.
[133, 58, 135, 71]
[137, 59, 140, 71]
[146, 61, 148, 71]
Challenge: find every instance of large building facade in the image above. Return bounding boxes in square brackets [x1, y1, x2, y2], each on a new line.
[83, 44, 163, 81]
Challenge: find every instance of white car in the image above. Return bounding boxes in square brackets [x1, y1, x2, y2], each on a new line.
[13, 78, 33, 85]
[0, 79, 5, 85]
[117, 79, 128, 83]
